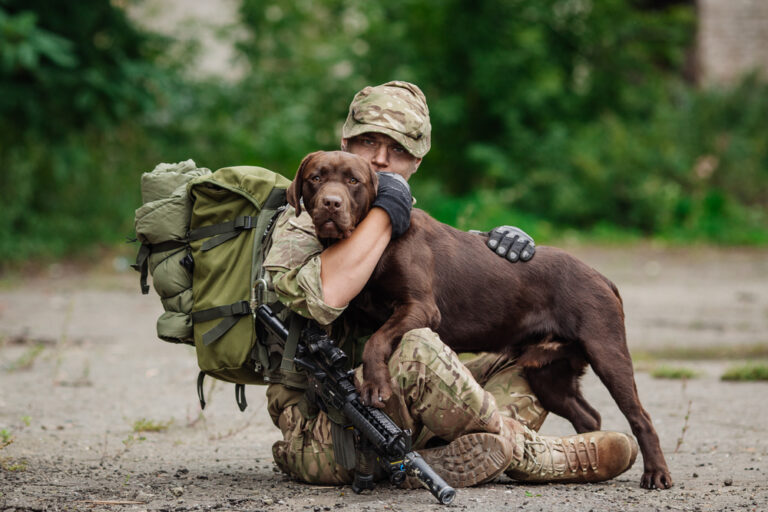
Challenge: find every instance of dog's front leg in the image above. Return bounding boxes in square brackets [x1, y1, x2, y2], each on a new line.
[359, 300, 441, 408]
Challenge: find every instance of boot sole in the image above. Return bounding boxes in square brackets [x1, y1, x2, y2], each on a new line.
[402, 432, 513, 489]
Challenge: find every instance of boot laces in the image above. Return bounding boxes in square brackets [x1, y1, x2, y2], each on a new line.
[518, 430, 599, 476]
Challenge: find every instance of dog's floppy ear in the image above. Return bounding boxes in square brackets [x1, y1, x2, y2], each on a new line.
[287, 151, 322, 216]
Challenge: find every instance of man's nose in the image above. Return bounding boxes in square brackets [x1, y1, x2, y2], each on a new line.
[371, 144, 389, 169]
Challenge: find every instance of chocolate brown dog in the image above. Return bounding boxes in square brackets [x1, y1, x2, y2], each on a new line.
[287, 150, 672, 490]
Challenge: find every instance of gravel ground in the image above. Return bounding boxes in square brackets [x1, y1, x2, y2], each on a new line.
[1, 245, 766, 512]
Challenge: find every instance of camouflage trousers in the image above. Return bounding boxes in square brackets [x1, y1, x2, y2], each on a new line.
[267, 327, 548, 485]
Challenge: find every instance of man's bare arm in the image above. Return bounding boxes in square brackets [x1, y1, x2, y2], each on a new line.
[320, 208, 391, 308]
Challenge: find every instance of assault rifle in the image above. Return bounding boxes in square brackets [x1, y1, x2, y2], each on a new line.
[256, 304, 456, 505]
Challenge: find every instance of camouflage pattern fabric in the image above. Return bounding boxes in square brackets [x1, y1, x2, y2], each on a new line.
[263, 206, 346, 326]
[268, 328, 546, 485]
[463, 352, 548, 431]
[342, 81, 431, 158]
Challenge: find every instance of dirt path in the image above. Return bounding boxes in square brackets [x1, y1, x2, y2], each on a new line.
[1, 245, 767, 511]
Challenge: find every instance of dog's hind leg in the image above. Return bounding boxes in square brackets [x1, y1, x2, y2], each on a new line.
[578, 314, 672, 489]
[525, 360, 601, 433]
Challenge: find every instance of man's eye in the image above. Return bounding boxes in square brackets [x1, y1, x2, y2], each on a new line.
[392, 145, 406, 154]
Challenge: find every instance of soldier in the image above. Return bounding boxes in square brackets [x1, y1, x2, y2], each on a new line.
[262, 81, 638, 487]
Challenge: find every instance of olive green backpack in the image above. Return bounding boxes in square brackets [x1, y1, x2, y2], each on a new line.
[133, 160, 304, 409]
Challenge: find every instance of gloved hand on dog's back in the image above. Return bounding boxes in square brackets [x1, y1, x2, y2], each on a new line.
[372, 171, 412, 239]
[480, 225, 536, 262]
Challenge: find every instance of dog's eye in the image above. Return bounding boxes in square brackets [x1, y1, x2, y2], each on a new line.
[311, 175, 321, 182]
[349, 178, 359, 185]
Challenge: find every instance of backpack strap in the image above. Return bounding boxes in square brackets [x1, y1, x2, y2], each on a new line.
[197, 371, 207, 410]
[281, 313, 305, 372]
[188, 216, 259, 252]
[187, 188, 287, 252]
[191, 300, 250, 346]
[235, 383, 248, 411]
[132, 240, 187, 294]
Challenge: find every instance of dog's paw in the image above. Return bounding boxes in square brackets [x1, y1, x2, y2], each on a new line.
[641, 470, 673, 490]
[357, 375, 393, 409]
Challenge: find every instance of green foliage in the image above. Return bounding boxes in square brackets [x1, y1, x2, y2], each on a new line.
[0, 1, 172, 263]
[721, 363, 768, 381]
[1, 0, 767, 263]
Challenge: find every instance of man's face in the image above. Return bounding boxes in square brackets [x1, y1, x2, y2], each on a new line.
[342, 132, 422, 181]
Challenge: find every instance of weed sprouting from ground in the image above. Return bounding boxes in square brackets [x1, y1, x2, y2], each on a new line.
[651, 365, 700, 380]
[721, 363, 768, 381]
[0, 458, 28, 471]
[1, 429, 13, 449]
[0, 429, 26, 472]
[132, 418, 174, 433]
[208, 415, 254, 442]
[674, 399, 693, 454]
[6, 344, 45, 371]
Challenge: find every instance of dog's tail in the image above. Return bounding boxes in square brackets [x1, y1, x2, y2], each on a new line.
[602, 275, 623, 306]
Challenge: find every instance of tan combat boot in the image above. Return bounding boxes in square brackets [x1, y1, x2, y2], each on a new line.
[401, 432, 515, 489]
[503, 418, 639, 483]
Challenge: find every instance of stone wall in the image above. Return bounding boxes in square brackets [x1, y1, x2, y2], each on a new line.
[125, 0, 246, 80]
[697, 0, 768, 86]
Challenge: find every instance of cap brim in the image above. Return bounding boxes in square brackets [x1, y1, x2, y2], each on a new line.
[343, 122, 428, 158]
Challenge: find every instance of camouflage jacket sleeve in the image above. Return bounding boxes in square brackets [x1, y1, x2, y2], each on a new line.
[263, 205, 347, 326]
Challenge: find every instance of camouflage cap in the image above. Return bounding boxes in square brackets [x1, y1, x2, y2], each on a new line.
[342, 81, 431, 158]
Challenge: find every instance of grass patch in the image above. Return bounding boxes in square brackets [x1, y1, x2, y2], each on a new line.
[0, 458, 27, 471]
[721, 363, 768, 381]
[132, 418, 173, 433]
[632, 343, 768, 361]
[650, 365, 700, 380]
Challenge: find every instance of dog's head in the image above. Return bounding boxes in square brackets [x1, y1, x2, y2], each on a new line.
[287, 151, 378, 241]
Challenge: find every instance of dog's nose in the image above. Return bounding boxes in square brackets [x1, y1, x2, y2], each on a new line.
[322, 194, 343, 210]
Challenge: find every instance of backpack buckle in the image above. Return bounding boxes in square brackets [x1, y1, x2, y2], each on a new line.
[251, 278, 269, 316]
[235, 216, 254, 230]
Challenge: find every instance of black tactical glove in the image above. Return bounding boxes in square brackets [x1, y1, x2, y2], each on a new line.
[485, 225, 536, 262]
[372, 172, 412, 238]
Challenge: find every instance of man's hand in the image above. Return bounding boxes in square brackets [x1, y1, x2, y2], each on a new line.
[485, 226, 536, 262]
[372, 172, 412, 238]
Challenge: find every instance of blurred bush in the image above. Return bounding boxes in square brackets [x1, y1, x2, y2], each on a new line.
[0, 0, 170, 260]
[1, 0, 766, 264]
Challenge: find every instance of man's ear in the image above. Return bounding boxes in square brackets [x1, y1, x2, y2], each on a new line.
[287, 151, 321, 216]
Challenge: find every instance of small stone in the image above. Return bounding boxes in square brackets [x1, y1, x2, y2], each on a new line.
[171, 486, 184, 497]
[693, 473, 699, 478]
[135, 490, 154, 501]
[724, 478, 733, 486]
[263, 498, 274, 505]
